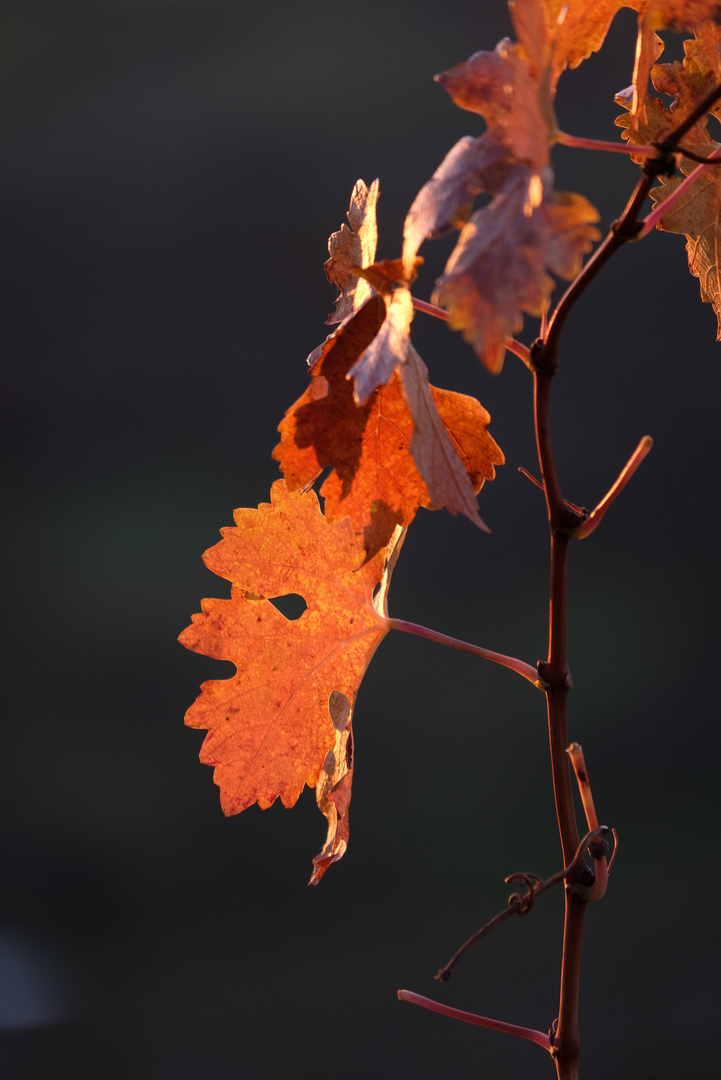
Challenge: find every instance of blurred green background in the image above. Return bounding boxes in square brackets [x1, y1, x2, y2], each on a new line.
[2, 1, 720, 1077]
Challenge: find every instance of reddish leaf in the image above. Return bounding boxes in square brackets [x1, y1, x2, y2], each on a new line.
[435, 39, 551, 176]
[402, 10, 604, 369]
[434, 170, 601, 371]
[403, 134, 516, 273]
[179, 481, 400, 878]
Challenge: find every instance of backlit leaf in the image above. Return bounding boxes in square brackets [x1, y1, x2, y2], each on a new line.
[435, 38, 551, 176]
[616, 23, 721, 332]
[179, 481, 400, 878]
[433, 170, 601, 371]
[403, 134, 517, 273]
[324, 179, 380, 324]
[274, 297, 503, 557]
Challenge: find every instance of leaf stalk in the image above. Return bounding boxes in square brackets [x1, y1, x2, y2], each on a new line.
[397, 990, 553, 1052]
[387, 618, 545, 688]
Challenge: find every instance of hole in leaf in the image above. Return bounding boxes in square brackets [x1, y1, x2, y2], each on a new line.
[268, 594, 307, 621]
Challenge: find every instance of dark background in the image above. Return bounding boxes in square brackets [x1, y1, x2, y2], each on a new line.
[2, 2, 720, 1077]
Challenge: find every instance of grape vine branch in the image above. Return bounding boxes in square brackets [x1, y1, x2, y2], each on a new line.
[181, 4, 721, 1077]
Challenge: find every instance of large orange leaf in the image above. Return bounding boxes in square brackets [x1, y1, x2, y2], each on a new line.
[274, 296, 503, 558]
[179, 481, 400, 879]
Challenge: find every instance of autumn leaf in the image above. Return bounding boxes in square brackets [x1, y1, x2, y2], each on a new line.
[651, 170, 721, 333]
[536, 1, 630, 85]
[324, 178, 380, 324]
[403, 134, 517, 275]
[435, 38, 551, 178]
[536, 1, 721, 122]
[274, 295, 503, 558]
[638, 0, 721, 32]
[295, 182, 502, 549]
[649, 17, 721, 121]
[616, 22, 721, 332]
[310, 689, 354, 885]
[179, 481, 401, 879]
[624, 2, 721, 124]
[433, 169, 601, 371]
[347, 259, 420, 404]
[399, 347, 499, 528]
[402, 9, 603, 371]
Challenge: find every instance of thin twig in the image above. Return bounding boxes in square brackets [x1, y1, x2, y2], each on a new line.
[656, 81, 721, 149]
[518, 467, 587, 516]
[411, 297, 449, 320]
[410, 296, 532, 367]
[638, 147, 721, 238]
[388, 618, 546, 688]
[574, 436, 653, 538]
[556, 131, 659, 157]
[435, 827, 608, 982]
[525, 81, 721, 1080]
[567, 744, 609, 902]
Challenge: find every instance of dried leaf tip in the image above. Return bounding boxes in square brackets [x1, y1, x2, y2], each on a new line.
[324, 179, 380, 324]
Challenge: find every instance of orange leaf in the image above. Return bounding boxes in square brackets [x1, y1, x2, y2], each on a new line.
[537, 1, 634, 86]
[179, 481, 400, 878]
[637, 1, 721, 32]
[617, 22, 721, 332]
[624, 2, 721, 124]
[536, 1, 721, 105]
[274, 299, 503, 557]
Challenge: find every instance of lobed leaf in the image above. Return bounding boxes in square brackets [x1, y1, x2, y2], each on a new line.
[616, 22, 721, 333]
[403, 134, 516, 273]
[179, 481, 400, 879]
[433, 170, 600, 371]
[626, 2, 721, 124]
